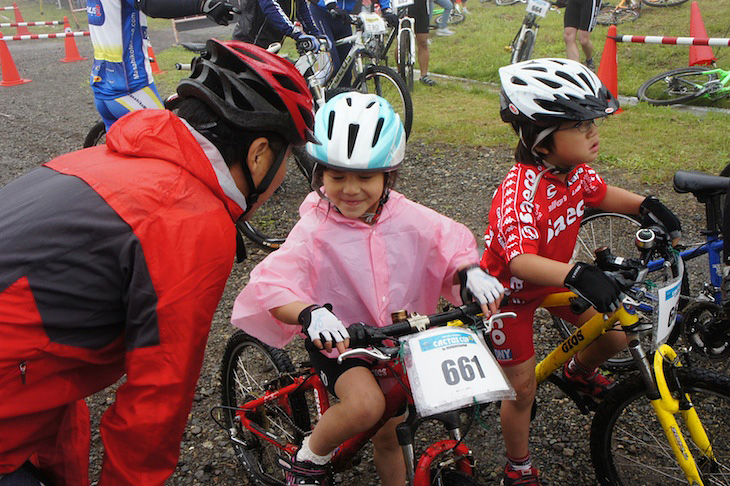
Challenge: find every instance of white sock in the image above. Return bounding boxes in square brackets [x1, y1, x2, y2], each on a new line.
[295, 436, 334, 465]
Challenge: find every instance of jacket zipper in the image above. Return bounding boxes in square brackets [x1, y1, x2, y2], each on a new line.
[19, 361, 26, 385]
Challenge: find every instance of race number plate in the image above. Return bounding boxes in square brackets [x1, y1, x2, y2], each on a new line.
[404, 327, 515, 417]
[360, 12, 388, 34]
[526, 0, 550, 17]
[392, 0, 415, 9]
[653, 257, 685, 347]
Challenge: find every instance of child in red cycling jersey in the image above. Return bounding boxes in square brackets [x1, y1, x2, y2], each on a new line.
[481, 58, 681, 486]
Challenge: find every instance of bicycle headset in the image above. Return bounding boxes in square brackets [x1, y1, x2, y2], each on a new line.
[498, 58, 619, 170]
[305, 92, 405, 221]
[176, 39, 317, 213]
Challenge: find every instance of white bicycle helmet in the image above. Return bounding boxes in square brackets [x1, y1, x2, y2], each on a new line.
[306, 92, 405, 172]
[499, 58, 619, 125]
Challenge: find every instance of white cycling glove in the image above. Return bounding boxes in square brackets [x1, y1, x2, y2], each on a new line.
[298, 304, 350, 344]
[459, 265, 505, 306]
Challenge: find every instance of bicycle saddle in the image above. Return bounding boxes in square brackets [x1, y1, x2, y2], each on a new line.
[673, 170, 729, 197]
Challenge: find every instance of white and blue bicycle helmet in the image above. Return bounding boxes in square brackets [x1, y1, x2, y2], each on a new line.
[306, 92, 405, 172]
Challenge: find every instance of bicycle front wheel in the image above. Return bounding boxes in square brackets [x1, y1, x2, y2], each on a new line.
[83, 120, 106, 148]
[591, 368, 730, 485]
[514, 28, 536, 63]
[398, 30, 415, 92]
[637, 67, 714, 106]
[596, 6, 640, 25]
[220, 331, 311, 485]
[355, 64, 413, 139]
[448, 9, 466, 25]
[642, 0, 689, 6]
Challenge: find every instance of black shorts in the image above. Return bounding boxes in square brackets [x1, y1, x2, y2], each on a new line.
[564, 0, 602, 31]
[305, 339, 371, 397]
[408, 0, 430, 34]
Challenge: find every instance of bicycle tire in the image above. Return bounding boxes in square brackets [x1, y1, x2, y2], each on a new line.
[642, 0, 688, 6]
[514, 28, 536, 63]
[595, 6, 640, 25]
[220, 331, 311, 486]
[551, 210, 685, 372]
[637, 67, 714, 106]
[83, 120, 107, 148]
[398, 29, 415, 92]
[496, 0, 520, 5]
[354, 64, 413, 139]
[448, 9, 466, 25]
[591, 367, 730, 485]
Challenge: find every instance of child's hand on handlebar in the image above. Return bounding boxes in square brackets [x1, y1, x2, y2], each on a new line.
[458, 265, 505, 316]
[298, 304, 350, 353]
[640, 196, 682, 246]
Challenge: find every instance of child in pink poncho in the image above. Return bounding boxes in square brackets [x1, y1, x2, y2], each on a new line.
[230, 92, 504, 486]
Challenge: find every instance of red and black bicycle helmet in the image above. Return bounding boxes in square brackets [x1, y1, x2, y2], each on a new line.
[177, 39, 316, 146]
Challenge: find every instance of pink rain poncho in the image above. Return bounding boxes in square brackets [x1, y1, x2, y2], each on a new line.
[231, 190, 480, 349]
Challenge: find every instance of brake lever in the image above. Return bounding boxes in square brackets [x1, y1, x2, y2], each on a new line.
[337, 347, 392, 364]
[483, 311, 517, 333]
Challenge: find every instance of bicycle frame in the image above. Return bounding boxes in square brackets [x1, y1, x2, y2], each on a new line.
[695, 68, 730, 100]
[534, 290, 717, 484]
[233, 358, 474, 485]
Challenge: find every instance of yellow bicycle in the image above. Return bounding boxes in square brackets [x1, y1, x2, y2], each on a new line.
[522, 224, 730, 485]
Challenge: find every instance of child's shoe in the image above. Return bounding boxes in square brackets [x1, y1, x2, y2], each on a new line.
[278, 455, 329, 486]
[585, 58, 596, 72]
[562, 360, 615, 398]
[500, 462, 541, 486]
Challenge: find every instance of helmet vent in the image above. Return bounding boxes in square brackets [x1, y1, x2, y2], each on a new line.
[273, 73, 301, 94]
[510, 76, 528, 86]
[524, 66, 547, 73]
[372, 118, 384, 147]
[346, 96, 353, 107]
[556, 70, 583, 89]
[577, 72, 595, 94]
[535, 77, 561, 89]
[247, 79, 287, 112]
[347, 124, 359, 159]
[300, 106, 315, 132]
[367, 100, 377, 108]
[328, 111, 336, 140]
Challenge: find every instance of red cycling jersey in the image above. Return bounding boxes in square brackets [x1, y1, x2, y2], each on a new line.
[480, 162, 607, 364]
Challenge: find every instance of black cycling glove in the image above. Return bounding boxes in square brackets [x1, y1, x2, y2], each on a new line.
[381, 9, 399, 28]
[640, 196, 682, 240]
[201, 0, 240, 25]
[326, 3, 350, 23]
[564, 262, 623, 313]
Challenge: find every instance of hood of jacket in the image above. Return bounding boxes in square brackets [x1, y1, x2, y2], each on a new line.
[106, 110, 246, 222]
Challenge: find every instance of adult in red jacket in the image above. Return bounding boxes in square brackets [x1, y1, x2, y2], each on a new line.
[0, 40, 315, 486]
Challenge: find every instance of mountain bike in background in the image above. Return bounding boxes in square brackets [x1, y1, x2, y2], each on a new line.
[637, 65, 730, 106]
[507, 0, 555, 63]
[365, 0, 417, 91]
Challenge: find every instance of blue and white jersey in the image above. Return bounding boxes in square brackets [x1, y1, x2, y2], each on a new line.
[87, 0, 153, 99]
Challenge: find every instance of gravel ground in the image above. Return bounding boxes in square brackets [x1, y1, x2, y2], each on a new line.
[0, 18, 716, 486]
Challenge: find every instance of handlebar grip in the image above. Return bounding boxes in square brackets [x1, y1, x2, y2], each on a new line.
[570, 296, 592, 315]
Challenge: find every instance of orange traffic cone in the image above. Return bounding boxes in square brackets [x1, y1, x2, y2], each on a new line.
[147, 44, 164, 74]
[597, 25, 622, 113]
[0, 31, 32, 86]
[12, 3, 30, 36]
[688, 1, 716, 66]
[60, 16, 86, 62]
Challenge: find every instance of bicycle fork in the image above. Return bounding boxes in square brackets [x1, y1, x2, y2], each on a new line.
[629, 339, 716, 485]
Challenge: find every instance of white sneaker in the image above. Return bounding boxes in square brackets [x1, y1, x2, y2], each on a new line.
[435, 27, 455, 36]
[461, 6, 470, 13]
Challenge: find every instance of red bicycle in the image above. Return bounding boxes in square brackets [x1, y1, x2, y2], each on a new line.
[218, 302, 515, 485]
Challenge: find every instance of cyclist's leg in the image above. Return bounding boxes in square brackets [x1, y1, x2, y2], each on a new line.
[434, 0, 453, 29]
[563, 0, 581, 61]
[576, 0, 599, 64]
[310, 5, 353, 86]
[488, 300, 540, 461]
[371, 414, 407, 486]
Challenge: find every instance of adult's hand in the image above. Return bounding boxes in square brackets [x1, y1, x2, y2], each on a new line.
[201, 0, 240, 25]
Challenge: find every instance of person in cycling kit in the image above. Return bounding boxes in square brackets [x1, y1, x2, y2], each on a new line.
[232, 0, 324, 53]
[0, 40, 316, 486]
[481, 58, 681, 486]
[231, 92, 504, 486]
[310, 0, 399, 86]
[407, 0, 437, 86]
[562, 0, 602, 70]
[87, 0, 239, 131]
